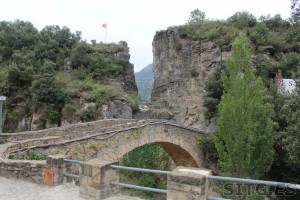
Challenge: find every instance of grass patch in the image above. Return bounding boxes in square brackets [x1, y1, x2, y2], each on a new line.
[9, 151, 47, 160]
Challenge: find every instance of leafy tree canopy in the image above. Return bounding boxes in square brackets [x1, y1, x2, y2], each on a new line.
[214, 33, 274, 180]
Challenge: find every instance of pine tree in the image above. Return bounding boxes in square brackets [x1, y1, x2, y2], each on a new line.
[214, 33, 274, 179]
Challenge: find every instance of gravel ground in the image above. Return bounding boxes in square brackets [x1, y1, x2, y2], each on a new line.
[0, 177, 142, 200]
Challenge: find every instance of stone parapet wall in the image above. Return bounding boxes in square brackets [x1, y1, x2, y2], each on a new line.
[0, 155, 72, 185]
[0, 119, 137, 144]
[0, 137, 61, 159]
[0, 158, 46, 183]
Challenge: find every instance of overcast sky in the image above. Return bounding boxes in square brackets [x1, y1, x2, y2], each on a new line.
[0, 0, 291, 72]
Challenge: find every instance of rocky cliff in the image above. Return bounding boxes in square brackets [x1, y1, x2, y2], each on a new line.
[6, 47, 138, 132]
[0, 21, 138, 133]
[151, 27, 230, 130]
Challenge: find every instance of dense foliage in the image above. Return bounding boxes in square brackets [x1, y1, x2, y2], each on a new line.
[0, 20, 132, 132]
[120, 143, 171, 200]
[291, 0, 300, 24]
[214, 33, 274, 180]
[192, 5, 300, 199]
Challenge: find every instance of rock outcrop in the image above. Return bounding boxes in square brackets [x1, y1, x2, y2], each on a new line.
[5, 47, 138, 132]
[151, 27, 230, 130]
[116, 51, 138, 94]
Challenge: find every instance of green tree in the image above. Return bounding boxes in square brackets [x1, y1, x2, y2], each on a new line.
[291, 0, 300, 24]
[70, 41, 93, 68]
[32, 60, 69, 106]
[6, 63, 33, 93]
[227, 11, 257, 29]
[214, 33, 274, 181]
[0, 20, 38, 61]
[187, 9, 206, 24]
[281, 82, 300, 165]
[36, 25, 79, 66]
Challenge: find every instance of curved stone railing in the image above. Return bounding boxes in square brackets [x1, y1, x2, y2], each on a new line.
[0, 119, 138, 144]
[0, 119, 207, 161]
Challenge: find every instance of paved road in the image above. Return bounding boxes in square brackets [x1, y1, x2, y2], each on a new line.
[0, 177, 142, 200]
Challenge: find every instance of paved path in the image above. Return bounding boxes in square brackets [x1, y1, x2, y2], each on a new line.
[0, 177, 142, 200]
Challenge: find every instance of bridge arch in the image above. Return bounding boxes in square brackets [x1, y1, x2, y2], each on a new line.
[93, 122, 205, 168]
[0, 120, 206, 168]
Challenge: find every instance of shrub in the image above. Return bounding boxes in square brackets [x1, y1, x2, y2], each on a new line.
[63, 103, 78, 118]
[32, 61, 70, 106]
[227, 11, 257, 29]
[128, 94, 141, 113]
[189, 68, 198, 77]
[264, 14, 289, 31]
[6, 63, 33, 92]
[93, 85, 115, 102]
[46, 106, 61, 124]
[203, 63, 224, 120]
[249, 23, 270, 45]
[80, 104, 98, 122]
[197, 135, 218, 163]
[70, 41, 93, 69]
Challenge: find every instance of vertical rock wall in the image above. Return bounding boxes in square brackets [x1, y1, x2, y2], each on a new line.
[151, 27, 230, 130]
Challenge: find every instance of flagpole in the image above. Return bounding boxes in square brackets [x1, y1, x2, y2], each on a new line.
[105, 27, 107, 43]
[101, 23, 108, 43]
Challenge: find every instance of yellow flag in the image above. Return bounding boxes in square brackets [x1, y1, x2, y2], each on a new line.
[101, 24, 107, 28]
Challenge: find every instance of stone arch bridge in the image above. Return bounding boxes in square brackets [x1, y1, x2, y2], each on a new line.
[0, 119, 210, 199]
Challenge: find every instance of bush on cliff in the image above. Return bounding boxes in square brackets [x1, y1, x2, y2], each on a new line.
[0, 20, 130, 132]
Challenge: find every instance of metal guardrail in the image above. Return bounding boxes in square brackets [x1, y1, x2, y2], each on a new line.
[64, 158, 83, 164]
[110, 165, 168, 194]
[111, 181, 167, 194]
[208, 175, 300, 190]
[111, 165, 170, 175]
[111, 165, 300, 198]
[64, 172, 80, 179]
[63, 158, 82, 179]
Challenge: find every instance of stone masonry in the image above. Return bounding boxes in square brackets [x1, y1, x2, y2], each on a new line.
[80, 159, 119, 199]
[167, 167, 212, 200]
[0, 119, 209, 199]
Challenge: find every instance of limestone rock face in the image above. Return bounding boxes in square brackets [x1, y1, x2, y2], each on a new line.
[151, 27, 230, 129]
[104, 100, 133, 119]
[117, 50, 138, 94]
[123, 62, 138, 94]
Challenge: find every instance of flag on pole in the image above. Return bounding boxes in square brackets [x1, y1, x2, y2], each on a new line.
[101, 23, 108, 43]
